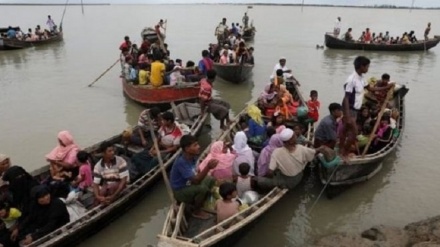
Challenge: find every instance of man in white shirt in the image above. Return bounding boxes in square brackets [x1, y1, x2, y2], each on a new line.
[235, 23, 241, 35]
[270, 57, 300, 85]
[334, 17, 341, 37]
[227, 32, 236, 46]
[215, 18, 229, 44]
[234, 33, 245, 46]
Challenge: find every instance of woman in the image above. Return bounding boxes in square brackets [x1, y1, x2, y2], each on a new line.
[258, 84, 277, 110]
[46, 131, 80, 182]
[276, 84, 299, 118]
[232, 131, 255, 176]
[246, 105, 266, 145]
[267, 111, 286, 134]
[369, 116, 393, 153]
[198, 141, 236, 181]
[257, 134, 283, 177]
[2, 166, 38, 214]
[356, 106, 371, 134]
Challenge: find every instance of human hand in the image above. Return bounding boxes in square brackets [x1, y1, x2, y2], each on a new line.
[207, 159, 219, 169]
[10, 228, 18, 241]
[141, 139, 148, 147]
[22, 235, 33, 245]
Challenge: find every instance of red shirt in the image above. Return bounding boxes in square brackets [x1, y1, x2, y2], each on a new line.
[364, 32, 372, 42]
[199, 78, 212, 101]
[307, 100, 320, 122]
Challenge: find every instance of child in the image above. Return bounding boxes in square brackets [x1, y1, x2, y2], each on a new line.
[267, 111, 286, 134]
[293, 124, 312, 146]
[215, 182, 239, 224]
[0, 201, 21, 246]
[71, 151, 93, 192]
[307, 90, 320, 123]
[235, 163, 253, 198]
[138, 63, 150, 85]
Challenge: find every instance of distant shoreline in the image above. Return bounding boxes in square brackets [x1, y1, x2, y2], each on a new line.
[0, 3, 438, 10]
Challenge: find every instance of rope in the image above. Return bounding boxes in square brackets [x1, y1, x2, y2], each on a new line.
[307, 162, 340, 214]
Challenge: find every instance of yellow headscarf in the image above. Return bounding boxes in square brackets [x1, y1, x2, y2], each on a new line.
[247, 105, 264, 125]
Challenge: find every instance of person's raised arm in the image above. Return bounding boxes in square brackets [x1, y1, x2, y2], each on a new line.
[190, 159, 218, 185]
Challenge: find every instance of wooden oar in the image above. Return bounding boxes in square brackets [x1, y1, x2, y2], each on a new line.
[146, 109, 175, 203]
[88, 58, 120, 87]
[361, 84, 395, 157]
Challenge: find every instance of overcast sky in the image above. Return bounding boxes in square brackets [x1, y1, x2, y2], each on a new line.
[0, 0, 438, 8]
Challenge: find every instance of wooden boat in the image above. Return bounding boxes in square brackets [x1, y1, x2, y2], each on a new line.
[122, 78, 201, 110]
[0, 31, 63, 50]
[242, 25, 256, 41]
[0, 26, 24, 50]
[324, 33, 440, 51]
[26, 102, 208, 247]
[157, 84, 314, 247]
[317, 85, 409, 189]
[213, 63, 253, 83]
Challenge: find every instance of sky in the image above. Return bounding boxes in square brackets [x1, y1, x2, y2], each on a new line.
[0, 0, 438, 8]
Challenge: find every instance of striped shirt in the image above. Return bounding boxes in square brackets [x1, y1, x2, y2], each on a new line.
[93, 156, 130, 185]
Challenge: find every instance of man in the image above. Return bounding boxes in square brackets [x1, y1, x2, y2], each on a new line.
[135, 107, 162, 147]
[424, 22, 431, 40]
[6, 26, 16, 39]
[46, 15, 56, 32]
[227, 32, 236, 46]
[119, 36, 131, 51]
[343, 56, 370, 120]
[199, 70, 232, 130]
[242, 12, 249, 28]
[257, 128, 323, 190]
[93, 142, 129, 205]
[334, 17, 341, 37]
[197, 50, 214, 76]
[215, 18, 228, 44]
[170, 135, 217, 219]
[235, 22, 241, 35]
[245, 47, 255, 65]
[344, 28, 353, 42]
[314, 103, 343, 149]
[234, 33, 245, 46]
[383, 31, 390, 42]
[149, 55, 166, 88]
[271, 57, 300, 86]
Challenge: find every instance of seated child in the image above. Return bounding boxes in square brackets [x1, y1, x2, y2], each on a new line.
[293, 124, 312, 146]
[215, 182, 240, 224]
[0, 201, 21, 246]
[71, 151, 93, 192]
[306, 90, 320, 123]
[234, 163, 253, 198]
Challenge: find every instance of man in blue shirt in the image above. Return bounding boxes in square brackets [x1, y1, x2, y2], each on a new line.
[6, 26, 16, 39]
[170, 135, 217, 219]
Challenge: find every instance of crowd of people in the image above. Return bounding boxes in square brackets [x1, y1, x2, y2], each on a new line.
[2, 15, 60, 41]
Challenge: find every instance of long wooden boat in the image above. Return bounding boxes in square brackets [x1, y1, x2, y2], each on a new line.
[122, 78, 201, 110]
[242, 25, 256, 41]
[213, 63, 253, 83]
[26, 102, 208, 247]
[317, 85, 409, 189]
[157, 84, 313, 247]
[0, 31, 63, 50]
[324, 33, 440, 51]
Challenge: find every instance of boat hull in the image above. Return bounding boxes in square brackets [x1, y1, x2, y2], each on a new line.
[324, 33, 440, 51]
[122, 78, 200, 110]
[0, 32, 63, 50]
[213, 63, 253, 83]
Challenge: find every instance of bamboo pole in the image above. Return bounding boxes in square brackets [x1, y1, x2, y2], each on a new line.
[361, 84, 395, 157]
[88, 58, 120, 87]
[146, 109, 175, 203]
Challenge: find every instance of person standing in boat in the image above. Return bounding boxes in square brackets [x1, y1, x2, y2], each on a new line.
[424, 22, 431, 40]
[243, 12, 249, 28]
[334, 17, 341, 37]
[170, 135, 218, 220]
[343, 28, 353, 42]
[364, 28, 372, 43]
[271, 58, 300, 86]
[197, 50, 214, 76]
[215, 18, 229, 44]
[46, 15, 56, 32]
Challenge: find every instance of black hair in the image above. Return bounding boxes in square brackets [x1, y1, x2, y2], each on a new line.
[150, 107, 161, 118]
[180, 134, 197, 150]
[310, 90, 318, 96]
[124, 36, 129, 41]
[207, 70, 217, 80]
[202, 50, 209, 57]
[176, 58, 182, 64]
[238, 163, 250, 176]
[328, 103, 342, 113]
[382, 73, 390, 80]
[0, 201, 10, 211]
[266, 126, 276, 139]
[186, 60, 195, 67]
[348, 28, 352, 31]
[76, 151, 89, 163]
[293, 123, 303, 131]
[161, 111, 175, 123]
[276, 69, 283, 77]
[219, 182, 237, 199]
[354, 56, 370, 70]
[99, 141, 113, 154]
[381, 115, 391, 123]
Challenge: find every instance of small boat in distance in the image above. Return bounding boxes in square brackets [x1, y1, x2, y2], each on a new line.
[0, 26, 63, 50]
[324, 32, 440, 51]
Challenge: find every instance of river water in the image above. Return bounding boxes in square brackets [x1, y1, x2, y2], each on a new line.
[1, 4, 440, 247]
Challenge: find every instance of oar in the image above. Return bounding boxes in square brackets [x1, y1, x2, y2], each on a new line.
[361, 84, 395, 157]
[146, 109, 176, 203]
[88, 58, 120, 87]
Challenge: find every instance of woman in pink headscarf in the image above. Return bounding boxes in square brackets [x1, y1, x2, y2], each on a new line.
[46, 131, 80, 169]
[257, 134, 283, 177]
[198, 141, 236, 181]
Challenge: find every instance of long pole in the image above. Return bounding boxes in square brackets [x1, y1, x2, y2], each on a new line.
[87, 58, 120, 87]
[59, 0, 69, 29]
[410, 0, 415, 12]
[81, 0, 84, 14]
[301, 0, 305, 12]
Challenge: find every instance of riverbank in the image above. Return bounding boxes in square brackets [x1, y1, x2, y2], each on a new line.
[314, 215, 440, 247]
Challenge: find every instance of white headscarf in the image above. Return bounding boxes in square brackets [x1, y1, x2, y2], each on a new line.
[0, 154, 9, 163]
[232, 131, 251, 154]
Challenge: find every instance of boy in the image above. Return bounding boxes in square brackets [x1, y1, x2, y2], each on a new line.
[307, 90, 320, 123]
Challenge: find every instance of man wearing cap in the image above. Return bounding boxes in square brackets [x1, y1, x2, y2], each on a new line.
[271, 58, 300, 86]
[257, 128, 322, 190]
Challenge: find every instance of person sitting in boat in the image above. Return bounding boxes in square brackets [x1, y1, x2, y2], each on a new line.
[138, 63, 151, 85]
[70, 151, 93, 193]
[258, 83, 278, 111]
[234, 33, 245, 46]
[408, 30, 417, 43]
[219, 49, 229, 64]
[293, 124, 312, 146]
[395, 36, 401, 44]
[133, 107, 161, 147]
[401, 32, 411, 44]
[149, 55, 165, 88]
[245, 105, 266, 145]
[364, 28, 372, 43]
[227, 32, 236, 47]
[6, 26, 16, 39]
[170, 135, 217, 220]
[257, 128, 323, 190]
[235, 163, 254, 198]
[356, 106, 371, 134]
[314, 103, 342, 148]
[0, 200, 22, 246]
[376, 32, 384, 43]
[215, 182, 239, 224]
[198, 50, 214, 76]
[45, 131, 80, 182]
[198, 141, 236, 181]
[306, 90, 320, 123]
[358, 31, 365, 42]
[245, 47, 255, 65]
[123, 56, 133, 82]
[388, 37, 394, 45]
[368, 116, 393, 153]
[235, 41, 248, 64]
[257, 134, 283, 177]
[383, 31, 390, 42]
[343, 28, 353, 42]
[208, 43, 220, 62]
[370, 74, 394, 104]
[267, 110, 286, 134]
[277, 84, 299, 118]
[199, 70, 232, 130]
[17, 185, 69, 246]
[169, 66, 185, 86]
[215, 18, 229, 44]
[232, 131, 256, 176]
[93, 142, 129, 206]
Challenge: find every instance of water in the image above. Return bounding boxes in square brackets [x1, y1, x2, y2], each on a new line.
[1, 4, 440, 247]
